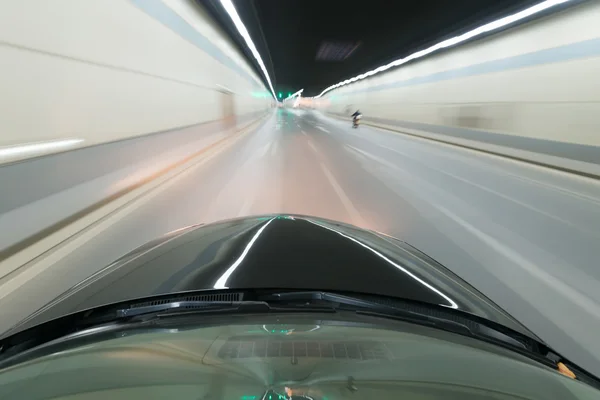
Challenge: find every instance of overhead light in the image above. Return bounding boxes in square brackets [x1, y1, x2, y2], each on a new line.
[315, 0, 572, 98]
[0, 138, 83, 158]
[219, 0, 278, 101]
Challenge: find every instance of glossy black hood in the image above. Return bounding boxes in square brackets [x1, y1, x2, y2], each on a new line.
[5, 215, 537, 339]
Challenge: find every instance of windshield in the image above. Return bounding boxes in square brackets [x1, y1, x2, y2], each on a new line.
[2, 0, 600, 397]
[0, 318, 597, 400]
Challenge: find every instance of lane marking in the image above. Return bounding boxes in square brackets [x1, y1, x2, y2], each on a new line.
[347, 143, 600, 317]
[433, 202, 600, 320]
[344, 144, 367, 161]
[375, 132, 600, 205]
[319, 162, 364, 226]
[378, 143, 597, 234]
[365, 122, 600, 202]
[378, 143, 410, 156]
[317, 126, 330, 133]
[307, 139, 319, 155]
[347, 145, 381, 161]
[336, 111, 600, 211]
[324, 112, 600, 189]
[301, 130, 307, 136]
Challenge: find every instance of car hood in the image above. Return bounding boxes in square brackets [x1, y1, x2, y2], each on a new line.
[4, 214, 538, 339]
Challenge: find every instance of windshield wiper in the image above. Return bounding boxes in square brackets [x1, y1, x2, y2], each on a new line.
[74, 300, 328, 328]
[0, 297, 337, 369]
[260, 291, 473, 331]
[116, 300, 269, 318]
[259, 290, 533, 352]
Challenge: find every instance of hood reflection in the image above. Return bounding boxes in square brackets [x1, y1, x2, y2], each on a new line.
[8, 214, 533, 340]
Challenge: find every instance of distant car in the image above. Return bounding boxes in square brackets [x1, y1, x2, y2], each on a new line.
[1, 214, 598, 399]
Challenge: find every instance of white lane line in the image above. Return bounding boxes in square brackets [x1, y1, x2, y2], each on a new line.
[343, 141, 600, 316]
[317, 126, 330, 133]
[347, 145, 380, 161]
[433, 202, 600, 320]
[378, 143, 410, 156]
[319, 162, 364, 226]
[307, 139, 319, 155]
[301, 130, 307, 136]
[344, 144, 367, 160]
[371, 124, 600, 203]
[495, 170, 600, 205]
[270, 141, 278, 156]
[379, 143, 591, 231]
[355, 143, 600, 312]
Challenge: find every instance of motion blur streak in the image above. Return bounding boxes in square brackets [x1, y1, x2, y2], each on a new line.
[213, 218, 275, 289]
[219, 0, 277, 99]
[305, 219, 459, 309]
[315, 0, 572, 97]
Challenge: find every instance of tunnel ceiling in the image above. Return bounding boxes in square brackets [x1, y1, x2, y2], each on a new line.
[204, 0, 554, 97]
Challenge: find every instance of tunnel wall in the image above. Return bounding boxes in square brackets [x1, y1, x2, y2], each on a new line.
[0, 0, 272, 155]
[0, 0, 273, 257]
[322, 1, 600, 170]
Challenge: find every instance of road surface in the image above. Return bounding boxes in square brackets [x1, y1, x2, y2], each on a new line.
[4, 108, 600, 375]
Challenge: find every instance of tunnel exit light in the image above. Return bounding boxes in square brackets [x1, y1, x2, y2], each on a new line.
[314, 0, 572, 98]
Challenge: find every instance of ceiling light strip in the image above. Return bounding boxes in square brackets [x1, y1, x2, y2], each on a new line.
[219, 0, 278, 101]
[315, 0, 571, 98]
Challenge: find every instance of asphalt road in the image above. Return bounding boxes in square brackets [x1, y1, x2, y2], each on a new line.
[4, 108, 600, 375]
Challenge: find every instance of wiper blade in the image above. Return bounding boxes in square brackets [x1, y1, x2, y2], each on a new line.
[260, 291, 399, 311]
[91, 299, 334, 325]
[262, 291, 473, 333]
[115, 301, 269, 319]
[71, 301, 274, 327]
[260, 290, 529, 351]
